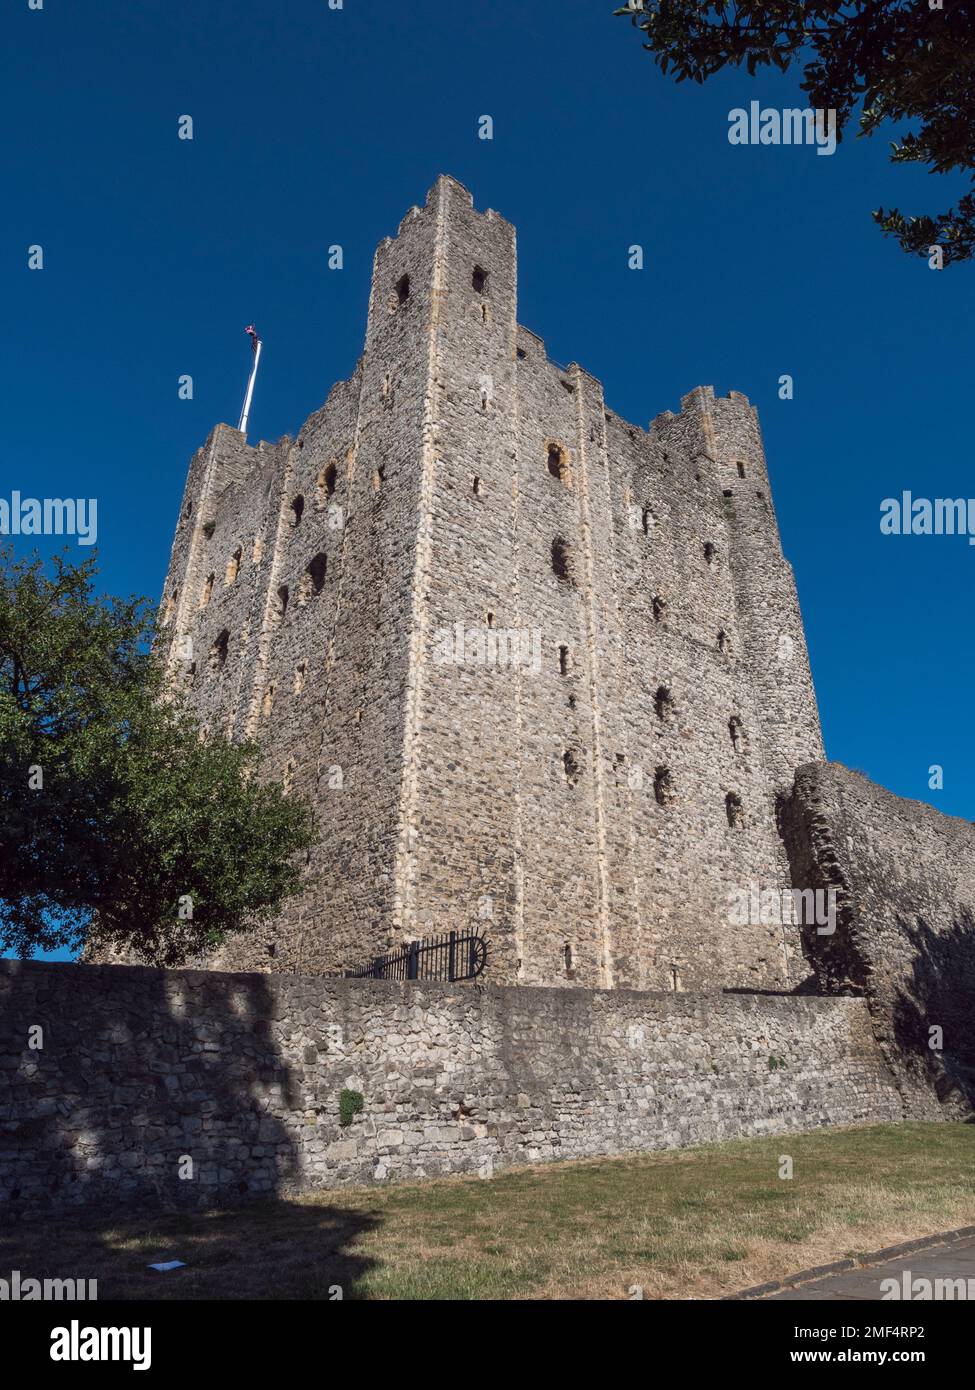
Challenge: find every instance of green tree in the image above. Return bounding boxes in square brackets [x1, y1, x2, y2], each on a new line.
[617, 0, 975, 264]
[0, 547, 314, 965]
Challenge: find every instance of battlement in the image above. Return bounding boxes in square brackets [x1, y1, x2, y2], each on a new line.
[379, 175, 512, 254]
[151, 178, 824, 991]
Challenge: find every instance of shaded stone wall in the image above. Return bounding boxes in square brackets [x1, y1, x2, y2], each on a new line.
[1, 958, 905, 1221]
[780, 762, 975, 1117]
[127, 175, 825, 988]
[606, 385, 824, 992]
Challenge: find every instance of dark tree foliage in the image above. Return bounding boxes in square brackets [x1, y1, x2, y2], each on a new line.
[617, 0, 975, 264]
[0, 547, 314, 965]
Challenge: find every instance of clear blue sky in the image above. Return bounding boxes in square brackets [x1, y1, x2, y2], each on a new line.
[4, 0, 973, 833]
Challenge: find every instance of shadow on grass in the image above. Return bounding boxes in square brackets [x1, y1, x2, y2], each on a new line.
[0, 1198, 384, 1301]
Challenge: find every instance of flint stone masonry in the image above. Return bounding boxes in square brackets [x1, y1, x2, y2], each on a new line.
[781, 762, 975, 1116]
[1, 957, 906, 1220]
[109, 174, 824, 991]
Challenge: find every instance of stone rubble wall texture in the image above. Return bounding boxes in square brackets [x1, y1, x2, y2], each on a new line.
[780, 762, 975, 1117]
[134, 175, 825, 990]
[0, 958, 905, 1221]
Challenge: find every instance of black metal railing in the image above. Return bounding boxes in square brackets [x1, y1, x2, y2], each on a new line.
[344, 929, 488, 983]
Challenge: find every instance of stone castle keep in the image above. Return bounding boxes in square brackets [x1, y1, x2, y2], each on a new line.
[7, 178, 974, 1221]
[159, 175, 823, 990]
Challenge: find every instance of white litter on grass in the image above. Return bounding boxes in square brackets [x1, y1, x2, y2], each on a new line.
[147, 1261, 186, 1272]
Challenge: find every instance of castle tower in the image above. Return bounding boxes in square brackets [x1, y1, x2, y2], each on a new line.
[154, 176, 824, 990]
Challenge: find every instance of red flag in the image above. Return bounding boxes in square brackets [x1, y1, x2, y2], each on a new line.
[244, 324, 261, 352]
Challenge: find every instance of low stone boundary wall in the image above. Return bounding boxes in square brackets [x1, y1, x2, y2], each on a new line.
[0, 958, 907, 1220]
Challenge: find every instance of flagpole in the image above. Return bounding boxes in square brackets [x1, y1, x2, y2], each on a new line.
[238, 329, 262, 438]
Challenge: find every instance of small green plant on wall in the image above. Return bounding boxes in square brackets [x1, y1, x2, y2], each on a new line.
[339, 1088, 364, 1127]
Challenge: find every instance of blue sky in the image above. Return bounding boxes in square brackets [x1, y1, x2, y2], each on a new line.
[4, 0, 973, 838]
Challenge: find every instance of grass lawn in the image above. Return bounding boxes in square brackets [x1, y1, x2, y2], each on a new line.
[5, 1122, 975, 1300]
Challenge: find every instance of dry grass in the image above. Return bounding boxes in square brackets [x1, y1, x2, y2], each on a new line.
[4, 1122, 974, 1300]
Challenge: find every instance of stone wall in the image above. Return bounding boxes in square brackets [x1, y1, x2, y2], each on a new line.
[105, 175, 825, 992]
[1, 958, 906, 1221]
[780, 762, 975, 1117]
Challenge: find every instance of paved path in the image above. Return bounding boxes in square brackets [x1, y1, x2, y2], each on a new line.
[767, 1235, 975, 1300]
